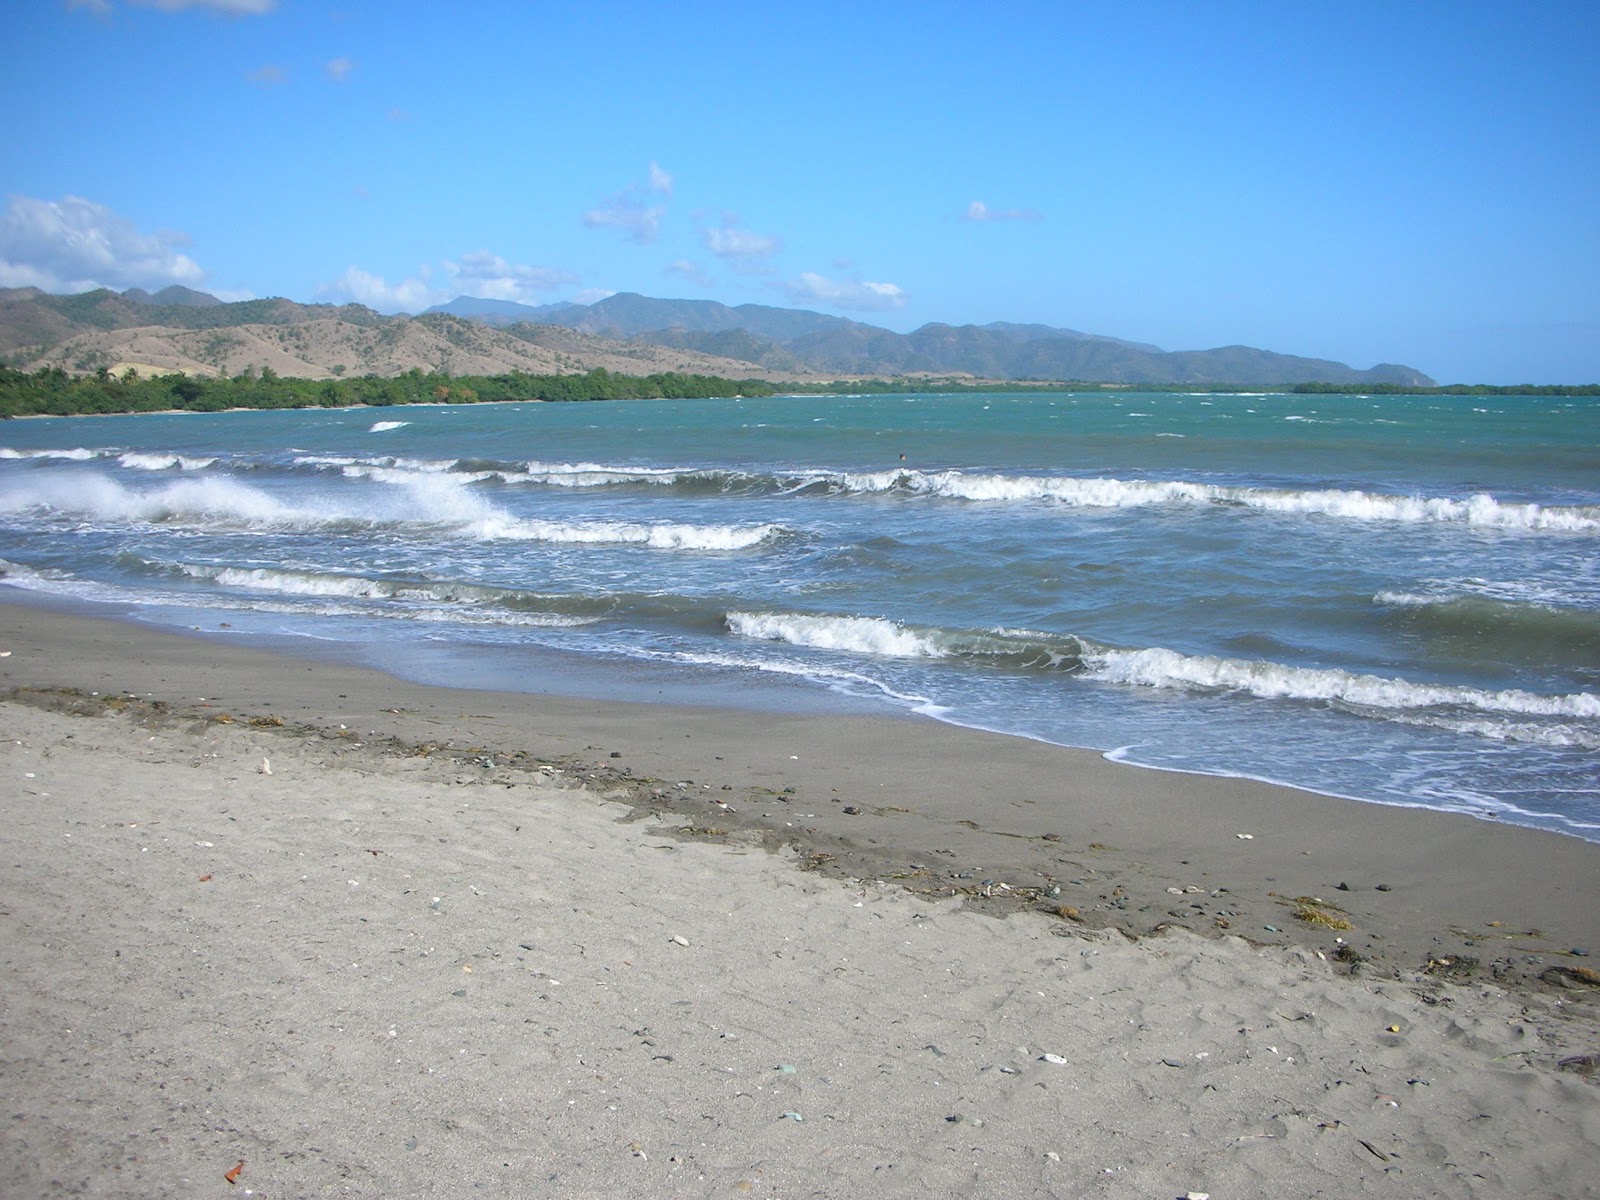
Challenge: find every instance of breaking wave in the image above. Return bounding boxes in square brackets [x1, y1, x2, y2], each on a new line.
[0, 472, 780, 550]
[725, 608, 1600, 747]
[290, 454, 1600, 531]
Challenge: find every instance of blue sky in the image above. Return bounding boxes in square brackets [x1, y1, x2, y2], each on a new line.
[2, 1, 1596, 383]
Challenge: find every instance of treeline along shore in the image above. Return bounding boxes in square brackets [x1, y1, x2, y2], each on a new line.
[1, 363, 1596, 418]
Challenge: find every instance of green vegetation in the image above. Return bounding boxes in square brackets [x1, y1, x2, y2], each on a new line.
[3, 364, 1594, 418]
[0, 366, 778, 418]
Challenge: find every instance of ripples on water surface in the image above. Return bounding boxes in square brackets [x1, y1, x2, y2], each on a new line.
[2, 391, 1596, 838]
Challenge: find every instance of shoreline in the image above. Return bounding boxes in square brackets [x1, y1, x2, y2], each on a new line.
[2, 597, 1598, 1196]
[4, 596, 1596, 987]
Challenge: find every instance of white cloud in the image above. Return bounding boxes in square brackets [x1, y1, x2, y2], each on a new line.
[318, 265, 440, 313]
[780, 272, 907, 313]
[246, 63, 285, 85]
[582, 194, 664, 245]
[701, 217, 780, 275]
[583, 164, 676, 245]
[0, 194, 206, 293]
[665, 259, 712, 288]
[443, 251, 577, 302]
[964, 200, 1042, 222]
[572, 287, 616, 305]
[320, 251, 584, 312]
[325, 57, 354, 83]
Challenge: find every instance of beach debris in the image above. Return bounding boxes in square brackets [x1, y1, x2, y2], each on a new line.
[199, 874, 213, 882]
[1542, 965, 1600, 989]
[1557, 1054, 1600, 1078]
[1290, 896, 1352, 930]
[1185, 1193, 1212, 1200]
[1039, 1053, 1069, 1065]
[1357, 1139, 1390, 1162]
[258, 757, 272, 775]
[776, 1063, 797, 1073]
[1236, 833, 1254, 840]
[224, 1159, 245, 1184]
[780, 1111, 804, 1122]
[671, 935, 689, 946]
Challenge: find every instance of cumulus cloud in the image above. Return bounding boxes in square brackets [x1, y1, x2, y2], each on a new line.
[443, 251, 577, 302]
[701, 217, 780, 275]
[779, 272, 907, 313]
[246, 63, 286, 85]
[325, 57, 355, 82]
[583, 164, 675, 245]
[0, 194, 206, 293]
[318, 265, 439, 313]
[964, 200, 1042, 222]
[664, 259, 713, 288]
[320, 251, 582, 312]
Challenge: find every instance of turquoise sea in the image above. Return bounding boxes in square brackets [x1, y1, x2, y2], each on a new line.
[2, 391, 1597, 839]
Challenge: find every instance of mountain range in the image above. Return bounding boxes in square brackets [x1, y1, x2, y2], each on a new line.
[0, 285, 1435, 387]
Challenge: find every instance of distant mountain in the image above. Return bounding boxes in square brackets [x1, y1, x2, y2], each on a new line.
[424, 296, 580, 327]
[1, 286, 1437, 387]
[0, 289, 792, 381]
[123, 285, 224, 308]
[439, 292, 1434, 387]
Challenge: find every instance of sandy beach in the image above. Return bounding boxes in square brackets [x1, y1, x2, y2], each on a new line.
[1, 599, 1596, 1198]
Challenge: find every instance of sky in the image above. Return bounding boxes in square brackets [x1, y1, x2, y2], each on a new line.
[2, 1, 1597, 384]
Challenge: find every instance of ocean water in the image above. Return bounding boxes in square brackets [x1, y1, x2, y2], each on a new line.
[2, 391, 1597, 840]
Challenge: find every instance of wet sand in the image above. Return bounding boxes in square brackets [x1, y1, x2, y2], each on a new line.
[2, 599, 1597, 1197]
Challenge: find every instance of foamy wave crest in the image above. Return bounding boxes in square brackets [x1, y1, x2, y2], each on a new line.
[295, 453, 462, 476]
[1238, 488, 1599, 530]
[1086, 645, 1600, 720]
[1386, 712, 1600, 751]
[1376, 576, 1600, 609]
[726, 612, 1086, 668]
[0, 446, 99, 461]
[494, 519, 778, 550]
[0, 473, 294, 524]
[117, 452, 217, 471]
[175, 564, 596, 625]
[369, 420, 410, 432]
[1, 470, 777, 550]
[729, 611, 944, 657]
[517, 460, 701, 488]
[895, 469, 1599, 529]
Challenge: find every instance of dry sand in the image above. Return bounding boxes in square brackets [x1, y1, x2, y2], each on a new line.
[1, 601, 1597, 1198]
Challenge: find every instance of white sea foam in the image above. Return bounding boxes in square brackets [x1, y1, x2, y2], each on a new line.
[727, 611, 942, 657]
[117, 452, 217, 471]
[0, 446, 99, 461]
[1, 469, 777, 550]
[497, 519, 778, 550]
[174, 564, 596, 626]
[369, 420, 410, 432]
[1084, 645, 1600, 720]
[882, 469, 1600, 529]
[1376, 577, 1599, 609]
